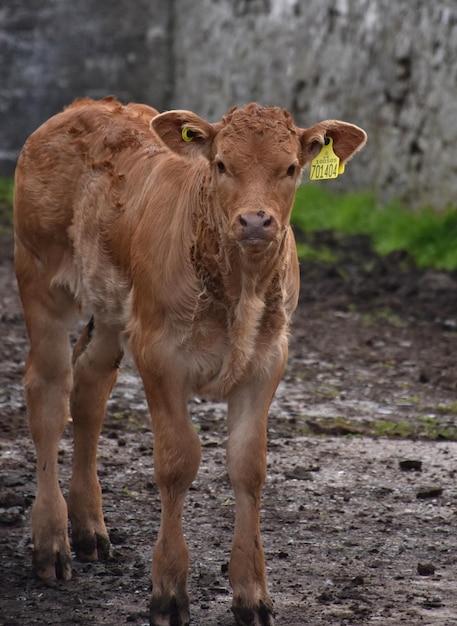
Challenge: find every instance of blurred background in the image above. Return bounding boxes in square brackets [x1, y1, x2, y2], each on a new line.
[1, 0, 457, 211]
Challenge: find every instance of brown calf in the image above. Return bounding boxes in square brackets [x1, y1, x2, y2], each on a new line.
[13, 96, 366, 626]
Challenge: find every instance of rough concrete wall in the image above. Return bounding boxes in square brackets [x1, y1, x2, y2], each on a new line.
[0, 0, 171, 174]
[172, 0, 457, 209]
[3, 1, 457, 209]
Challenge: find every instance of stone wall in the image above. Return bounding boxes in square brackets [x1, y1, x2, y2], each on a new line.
[2, 0, 457, 209]
[172, 0, 457, 209]
[0, 0, 171, 174]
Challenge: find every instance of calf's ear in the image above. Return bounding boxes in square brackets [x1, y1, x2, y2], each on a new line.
[299, 120, 367, 167]
[151, 110, 217, 159]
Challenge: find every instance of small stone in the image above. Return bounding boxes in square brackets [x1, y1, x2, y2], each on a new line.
[317, 590, 334, 604]
[399, 459, 422, 472]
[0, 506, 24, 525]
[284, 466, 315, 480]
[422, 596, 443, 609]
[418, 370, 429, 383]
[417, 562, 436, 576]
[416, 486, 443, 499]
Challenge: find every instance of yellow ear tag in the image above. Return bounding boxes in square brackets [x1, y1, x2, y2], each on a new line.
[182, 126, 196, 142]
[310, 136, 341, 181]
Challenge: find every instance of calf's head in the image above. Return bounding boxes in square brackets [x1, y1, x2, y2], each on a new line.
[152, 104, 366, 251]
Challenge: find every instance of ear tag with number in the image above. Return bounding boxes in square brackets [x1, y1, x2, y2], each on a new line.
[310, 136, 342, 180]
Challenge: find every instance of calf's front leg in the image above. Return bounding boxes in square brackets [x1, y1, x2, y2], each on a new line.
[227, 350, 287, 626]
[137, 366, 201, 626]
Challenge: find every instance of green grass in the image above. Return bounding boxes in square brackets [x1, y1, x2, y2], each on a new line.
[303, 415, 457, 440]
[292, 185, 457, 270]
[0, 177, 14, 204]
[295, 241, 338, 263]
[0, 176, 14, 234]
[373, 416, 457, 440]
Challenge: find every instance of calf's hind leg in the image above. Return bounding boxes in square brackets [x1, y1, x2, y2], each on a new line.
[68, 316, 123, 561]
[16, 244, 77, 581]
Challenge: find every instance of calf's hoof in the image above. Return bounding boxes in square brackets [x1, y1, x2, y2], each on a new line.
[232, 600, 275, 626]
[32, 544, 72, 582]
[149, 594, 190, 626]
[72, 530, 111, 562]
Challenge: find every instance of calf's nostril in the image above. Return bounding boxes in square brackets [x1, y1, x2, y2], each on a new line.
[239, 213, 273, 230]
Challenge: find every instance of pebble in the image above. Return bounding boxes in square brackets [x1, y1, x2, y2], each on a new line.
[399, 459, 422, 471]
[284, 465, 316, 480]
[416, 486, 443, 499]
[417, 562, 436, 576]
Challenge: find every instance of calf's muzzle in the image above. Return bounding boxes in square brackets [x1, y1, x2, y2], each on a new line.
[238, 211, 274, 242]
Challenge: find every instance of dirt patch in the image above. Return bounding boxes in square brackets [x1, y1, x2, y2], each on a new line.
[2, 222, 457, 625]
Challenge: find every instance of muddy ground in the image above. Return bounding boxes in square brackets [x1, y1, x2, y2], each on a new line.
[2, 217, 457, 626]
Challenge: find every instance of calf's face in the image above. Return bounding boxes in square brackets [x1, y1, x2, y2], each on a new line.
[210, 109, 302, 247]
[152, 104, 367, 250]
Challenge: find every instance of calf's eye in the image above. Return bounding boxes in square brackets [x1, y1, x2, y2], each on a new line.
[286, 164, 296, 177]
[217, 161, 226, 173]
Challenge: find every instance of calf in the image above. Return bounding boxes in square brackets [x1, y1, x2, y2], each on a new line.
[14, 96, 366, 626]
